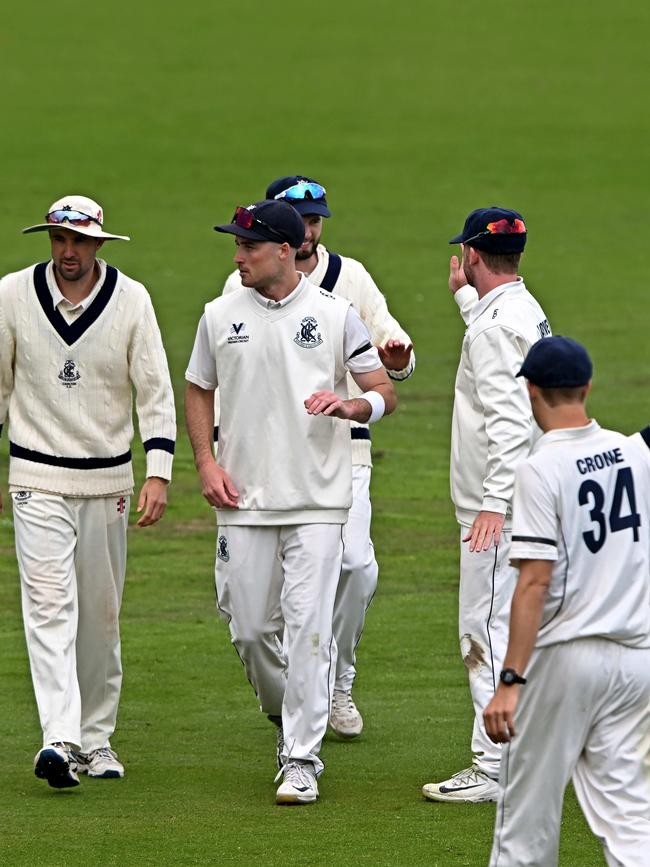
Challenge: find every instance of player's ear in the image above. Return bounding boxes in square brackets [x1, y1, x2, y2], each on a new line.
[582, 381, 592, 400]
[277, 242, 291, 261]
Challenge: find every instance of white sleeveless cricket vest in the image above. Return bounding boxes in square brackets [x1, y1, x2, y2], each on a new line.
[203, 277, 353, 525]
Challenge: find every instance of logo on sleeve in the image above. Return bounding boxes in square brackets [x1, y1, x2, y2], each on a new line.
[217, 535, 230, 562]
[58, 359, 81, 388]
[13, 491, 32, 505]
[294, 316, 323, 348]
[227, 323, 249, 344]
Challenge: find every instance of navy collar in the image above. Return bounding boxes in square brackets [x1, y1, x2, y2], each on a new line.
[33, 261, 118, 346]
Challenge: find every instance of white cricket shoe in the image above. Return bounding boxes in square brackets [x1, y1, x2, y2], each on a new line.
[34, 742, 80, 789]
[75, 747, 124, 779]
[330, 689, 363, 738]
[276, 760, 319, 805]
[422, 766, 499, 803]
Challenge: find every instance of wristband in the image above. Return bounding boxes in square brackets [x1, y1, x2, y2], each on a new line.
[360, 391, 385, 423]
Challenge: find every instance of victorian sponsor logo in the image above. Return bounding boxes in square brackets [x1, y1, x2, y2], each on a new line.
[227, 323, 249, 344]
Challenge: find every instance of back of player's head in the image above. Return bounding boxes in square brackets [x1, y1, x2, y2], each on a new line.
[517, 336, 593, 389]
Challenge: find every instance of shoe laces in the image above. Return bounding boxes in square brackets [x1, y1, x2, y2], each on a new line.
[275, 760, 315, 789]
[90, 747, 118, 761]
[332, 690, 356, 713]
[450, 766, 483, 786]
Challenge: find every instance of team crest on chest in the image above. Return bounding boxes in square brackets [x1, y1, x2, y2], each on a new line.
[228, 322, 249, 344]
[217, 534, 230, 562]
[58, 359, 81, 388]
[294, 316, 323, 349]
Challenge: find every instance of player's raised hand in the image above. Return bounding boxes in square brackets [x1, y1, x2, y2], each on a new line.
[463, 510, 505, 552]
[483, 685, 519, 743]
[377, 339, 413, 371]
[136, 476, 168, 527]
[198, 460, 239, 509]
[449, 255, 468, 295]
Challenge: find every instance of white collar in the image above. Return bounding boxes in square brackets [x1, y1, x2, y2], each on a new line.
[468, 277, 524, 324]
[250, 273, 309, 310]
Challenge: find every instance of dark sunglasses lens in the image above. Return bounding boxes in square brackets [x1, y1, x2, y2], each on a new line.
[233, 207, 254, 230]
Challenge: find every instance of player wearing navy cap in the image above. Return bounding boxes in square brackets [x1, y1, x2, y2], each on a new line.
[185, 200, 397, 804]
[218, 176, 415, 739]
[484, 336, 650, 865]
[423, 207, 551, 803]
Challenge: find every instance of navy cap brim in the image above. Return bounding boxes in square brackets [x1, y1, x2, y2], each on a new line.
[448, 231, 465, 244]
[287, 199, 331, 218]
[214, 224, 275, 242]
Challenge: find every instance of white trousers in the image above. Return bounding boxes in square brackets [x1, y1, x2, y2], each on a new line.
[490, 639, 650, 867]
[459, 526, 517, 777]
[333, 466, 378, 693]
[215, 523, 343, 775]
[12, 491, 128, 751]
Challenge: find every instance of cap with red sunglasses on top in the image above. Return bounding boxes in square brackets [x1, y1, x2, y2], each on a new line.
[214, 200, 305, 248]
[22, 195, 130, 241]
[449, 206, 526, 254]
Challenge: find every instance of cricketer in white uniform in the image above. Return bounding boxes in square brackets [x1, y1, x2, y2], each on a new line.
[184, 200, 397, 805]
[484, 336, 650, 867]
[0, 195, 176, 789]
[423, 207, 551, 803]
[217, 175, 415, 739]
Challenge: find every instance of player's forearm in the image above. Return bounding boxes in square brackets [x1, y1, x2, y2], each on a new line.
[502, 561, 550, 675]
[354, 382, 397, 421]
[184, 383, 217, 470]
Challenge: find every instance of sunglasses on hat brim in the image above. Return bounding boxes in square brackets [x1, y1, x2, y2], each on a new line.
[46, 209, 102, 228]
[273, 181, 326, 203]
[463, 217, 526, 245]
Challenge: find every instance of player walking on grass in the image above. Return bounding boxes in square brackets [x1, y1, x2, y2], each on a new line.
[185, 200, 396, 805]
[219, 175, 414, 739]
[484, 336, 650, 866]
[423, 208, 551, 803]
[0, 195, 176, 788]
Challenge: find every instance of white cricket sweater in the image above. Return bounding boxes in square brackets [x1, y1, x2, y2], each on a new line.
[222, 244, 414, 466]
[195, 278, 353, 525]
[0, 260, 176, 496]
[450, 279, 551, 528]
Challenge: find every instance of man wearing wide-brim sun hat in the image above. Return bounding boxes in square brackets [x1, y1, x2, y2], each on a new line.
[0, 193, 175, 789]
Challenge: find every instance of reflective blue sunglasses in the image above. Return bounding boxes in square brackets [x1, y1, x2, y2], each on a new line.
[273, 181, 326, 202]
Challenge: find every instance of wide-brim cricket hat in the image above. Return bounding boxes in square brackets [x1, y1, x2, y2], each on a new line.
[449, 206, 526, 254]
[517, 335, 593, 387]
[215, 200, 305, 248]
[265, 175, 331, 218]
[22, 195, 130, 241]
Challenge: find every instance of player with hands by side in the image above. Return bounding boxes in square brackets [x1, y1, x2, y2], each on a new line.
[0, 195, 176, 789]
[483, 336, 650, 867]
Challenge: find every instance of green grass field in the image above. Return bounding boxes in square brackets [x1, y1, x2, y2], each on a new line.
[1, 1, 649, 864]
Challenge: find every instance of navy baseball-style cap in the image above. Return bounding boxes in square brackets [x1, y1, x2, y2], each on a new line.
[265, 175, 331, 218]
[215, 200, 305, 248]
[449, 206, 527, 254]
[517, 336, 593, 388]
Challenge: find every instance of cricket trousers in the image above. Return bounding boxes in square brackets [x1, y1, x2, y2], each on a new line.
[215, 523, 343, 776]
[12, 490, 128, 751]
[459, 526, 517, 778]
[333, 465, 378, 693]
[491, 639, 650, 867]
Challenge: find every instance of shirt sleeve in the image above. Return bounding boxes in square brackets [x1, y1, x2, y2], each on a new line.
[510, 461, 559, 564]
[453, 284, 479, 325]
[343, 306, 382, 374]
[185, 314, 218, 390]
[352, 263, 414, 380]
[0, 291, 15, 437]
[469, 326, 536, 514]
[128, 293, 177, 481]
